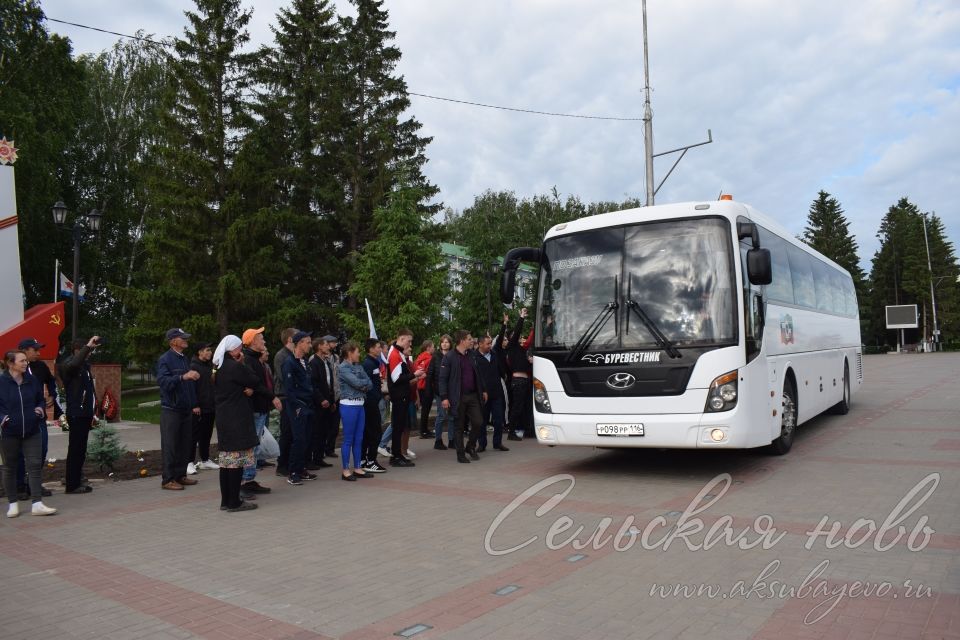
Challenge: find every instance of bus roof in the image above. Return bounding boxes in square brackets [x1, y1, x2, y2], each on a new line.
[543, 200, 852, 277]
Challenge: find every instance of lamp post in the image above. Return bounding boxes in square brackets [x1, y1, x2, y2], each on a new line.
[52, 202, 102, 343]
[920, 214, 940, 351]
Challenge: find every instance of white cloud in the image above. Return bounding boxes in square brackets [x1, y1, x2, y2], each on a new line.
[49, 0, 960, 268]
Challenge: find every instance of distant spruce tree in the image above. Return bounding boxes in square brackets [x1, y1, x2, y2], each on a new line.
[227, 0, 346, 333]
[338, 0, 438, 313]
[867, 198, 960, 347]
[801, 190, 867, 317]
[128, 0, 256, 361]
[340, 173, 446, 341]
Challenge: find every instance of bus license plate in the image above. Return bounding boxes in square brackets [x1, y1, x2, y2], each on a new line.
[596, 423, 644, 436]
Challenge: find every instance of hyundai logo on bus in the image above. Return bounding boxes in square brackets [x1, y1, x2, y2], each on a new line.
[606, 373, 637, 390]
[582, 351, 662, 365]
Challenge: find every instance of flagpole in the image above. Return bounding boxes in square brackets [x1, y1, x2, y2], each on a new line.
[54, 258, 59, 302]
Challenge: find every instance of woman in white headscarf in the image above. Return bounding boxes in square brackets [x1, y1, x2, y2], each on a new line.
[213, 335, 260, 512]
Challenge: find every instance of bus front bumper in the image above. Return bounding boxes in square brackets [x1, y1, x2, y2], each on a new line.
[533, 410, 750, 448]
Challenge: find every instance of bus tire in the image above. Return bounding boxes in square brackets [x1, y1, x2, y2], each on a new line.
[828, 362, 851, 415]
[769, 379, 797, 455]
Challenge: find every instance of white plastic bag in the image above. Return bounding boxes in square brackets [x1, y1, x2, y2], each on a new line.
[259, 427, 280, 459]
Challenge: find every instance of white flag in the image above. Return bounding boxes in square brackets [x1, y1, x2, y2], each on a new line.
[365, 298, 377, 339]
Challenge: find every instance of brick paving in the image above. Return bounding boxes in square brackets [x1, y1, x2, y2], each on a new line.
[2, 353, 959, 639]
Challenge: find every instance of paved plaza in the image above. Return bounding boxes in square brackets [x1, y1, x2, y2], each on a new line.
[1, 353, 959, 639]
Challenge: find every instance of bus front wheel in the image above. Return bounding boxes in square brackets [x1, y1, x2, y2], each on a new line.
[770, 380, 797, 455]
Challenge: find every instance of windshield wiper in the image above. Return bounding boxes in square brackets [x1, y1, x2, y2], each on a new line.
[567, 300, 619, 363]
[623, 275, 681, 358]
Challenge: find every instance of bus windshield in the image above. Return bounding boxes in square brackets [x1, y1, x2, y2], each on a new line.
[537, 217, 737, 352]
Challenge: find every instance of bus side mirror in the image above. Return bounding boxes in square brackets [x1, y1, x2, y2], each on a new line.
[747, 248, 772, 285]
[500, 269, 517, 304]
[500, 247, 542, 304]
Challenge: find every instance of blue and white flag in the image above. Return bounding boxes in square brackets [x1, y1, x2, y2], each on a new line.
[59, 272, 85, 302]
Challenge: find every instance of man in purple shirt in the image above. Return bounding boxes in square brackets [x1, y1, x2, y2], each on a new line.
[438, 330, 487, 464]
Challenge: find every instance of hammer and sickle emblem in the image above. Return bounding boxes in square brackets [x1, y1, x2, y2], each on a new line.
[49, 313, 62, 326]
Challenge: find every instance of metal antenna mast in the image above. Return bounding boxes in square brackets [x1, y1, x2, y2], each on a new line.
[641, 0, 713, 206]
[641, 0, 655, 206]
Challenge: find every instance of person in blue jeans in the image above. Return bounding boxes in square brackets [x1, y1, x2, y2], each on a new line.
[337, 343, 373, 481]
[431, 334, 454, 449]
[281, 331, 315, 485]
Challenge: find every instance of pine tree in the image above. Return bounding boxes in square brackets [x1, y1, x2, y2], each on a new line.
[800, 190, 868, 319]
[128, 0, 256, 362]
[338, 0, 438, 313]
[339, 173, 446, 341]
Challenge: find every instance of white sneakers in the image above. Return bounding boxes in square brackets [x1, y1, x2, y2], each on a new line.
[8, 501, 58, 517]
[31, 502, 57, 516]
[377, 446, 391, 458]
[198, 460, 219, 470]
[186, 462, 198, 475]
[405, 449, 416, 459]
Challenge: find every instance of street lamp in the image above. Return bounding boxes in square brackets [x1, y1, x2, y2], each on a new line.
[52, 202, 103, 343]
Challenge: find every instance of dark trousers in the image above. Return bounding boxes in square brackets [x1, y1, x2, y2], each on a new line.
[2, 432, 42, 501]
[390, 397, 411, 458]
[286, 406, 312, 475]
[362, 400, 382, 462]
[160, 408, 192, 484]
[418, 390, 434, 435]
[276, 399, 292, 469]
[306, 409, 324, 464]
[191, 412, 215, 462]
[509, 378, 532, 435]
[455, 392, 484, 454]
[17, 420, 48, 490]
[65, 415, 92, 491]
[479, 395, 506, 449]
[323, 406, 340, 456]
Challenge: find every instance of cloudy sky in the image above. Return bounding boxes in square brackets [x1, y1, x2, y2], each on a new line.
[46, 0, 960, 270]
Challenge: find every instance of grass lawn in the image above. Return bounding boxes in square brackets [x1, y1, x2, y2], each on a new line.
[122, 388, 161, 424]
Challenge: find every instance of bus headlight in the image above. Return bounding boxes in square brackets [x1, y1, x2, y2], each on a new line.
[705, 371, 738, 413]
[533, 378, 552, 413]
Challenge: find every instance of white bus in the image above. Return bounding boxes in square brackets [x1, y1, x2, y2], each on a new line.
[500, 198, 862, 454]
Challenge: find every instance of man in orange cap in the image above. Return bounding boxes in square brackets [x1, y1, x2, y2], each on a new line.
[239, 327, 281, 499]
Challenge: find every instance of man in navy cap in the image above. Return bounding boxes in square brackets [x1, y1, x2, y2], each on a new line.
[157, 328, 200, 490]
[281, 330, 317, 485]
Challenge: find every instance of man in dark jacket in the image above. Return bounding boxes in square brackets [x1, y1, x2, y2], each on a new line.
[473, 334, 509, 453]
[308, 337, 337, 467]
[439, 330, 487, 463]
[281, 330, 316, 485]
[189, 343, 216, 474]
[157, 328, 200, 490]
[359, 339, 387, 473]
[273, 328, 296, 475]
[242, 328, 282, 478]
[238, 327, 280, 497]
[58, 336, 101, 494]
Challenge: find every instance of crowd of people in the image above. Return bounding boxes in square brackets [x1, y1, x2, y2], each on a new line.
[0, 309, 537, 515]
